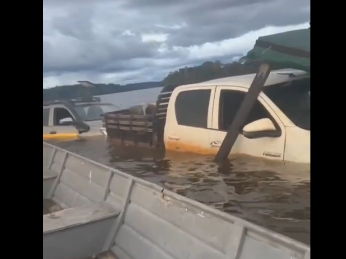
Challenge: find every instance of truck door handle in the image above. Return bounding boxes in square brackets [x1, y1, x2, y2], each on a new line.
[50, 131, 57, 134]
[168, 135, 180, 140]
[210, 141, 221, 147]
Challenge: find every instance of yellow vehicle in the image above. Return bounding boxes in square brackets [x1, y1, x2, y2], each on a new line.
[43, 97, 120, 140]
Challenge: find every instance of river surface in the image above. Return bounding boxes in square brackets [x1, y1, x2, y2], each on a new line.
[53, 136, 310, 246]
[51, 88, 310, 245]
[97, 87, 162, 108]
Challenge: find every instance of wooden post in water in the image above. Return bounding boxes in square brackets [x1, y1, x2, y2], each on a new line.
[214, 63, 272, 163]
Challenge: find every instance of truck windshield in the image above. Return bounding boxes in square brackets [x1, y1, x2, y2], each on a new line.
[74, 104, 120, 121]
[264, 78, 310, 130]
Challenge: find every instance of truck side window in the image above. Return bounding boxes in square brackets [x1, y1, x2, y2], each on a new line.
[264, 82, 310, 130]
[43, 109, 50, 126]
[53, 108, 74, 126]
[218, 90, 271, 131]
[175, 89, 211, 128]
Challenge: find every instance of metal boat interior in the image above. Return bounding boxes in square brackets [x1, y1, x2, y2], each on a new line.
[43, 142, 310, 259]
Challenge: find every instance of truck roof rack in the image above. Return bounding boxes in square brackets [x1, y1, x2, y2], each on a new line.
[43, 80, 101, 106]
[43, 96, 101, 106]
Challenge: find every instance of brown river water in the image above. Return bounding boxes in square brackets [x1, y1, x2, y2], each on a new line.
[51, 136, 310, 245]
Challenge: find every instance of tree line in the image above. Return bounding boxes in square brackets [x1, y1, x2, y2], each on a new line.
[43, 61, 261, 101]
[43, 81, 162, 101]
[162, 61, 259, 86]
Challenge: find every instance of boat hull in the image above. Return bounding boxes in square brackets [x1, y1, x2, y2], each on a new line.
[43, 142, 310, 259]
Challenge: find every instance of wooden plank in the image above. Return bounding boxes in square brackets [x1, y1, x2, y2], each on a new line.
[107, 114, 152, 119]
[106, 119, 153, 127]
[107, 115, 151, 120]
[214, 63, 272, 163]
[107, 125, 153, 132]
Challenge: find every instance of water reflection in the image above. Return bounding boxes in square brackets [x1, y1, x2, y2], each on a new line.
[52, 136, 310, 245]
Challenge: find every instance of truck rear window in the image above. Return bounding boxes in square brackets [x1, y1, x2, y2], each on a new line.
[175, 89, 211, 128]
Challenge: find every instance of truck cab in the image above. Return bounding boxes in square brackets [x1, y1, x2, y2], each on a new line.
[43, 102, 90, 140]
[43, 98, 120, 140]
[163, 69, 310, 164]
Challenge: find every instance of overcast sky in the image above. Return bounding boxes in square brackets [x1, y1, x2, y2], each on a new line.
[43, 0, 310, 88]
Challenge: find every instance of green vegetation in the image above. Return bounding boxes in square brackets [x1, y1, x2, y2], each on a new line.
[162, 61, 258, 85]
[43, 61, 259, 101]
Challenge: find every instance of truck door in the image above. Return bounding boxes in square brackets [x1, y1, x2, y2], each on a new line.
[43, 107, 51, 138]
[164, 86, 216, 154]
[43, 105, 80, 140]
[209, 86, 286, 161]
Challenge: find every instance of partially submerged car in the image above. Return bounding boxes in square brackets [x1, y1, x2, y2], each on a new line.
[43, 97, 120, 140]
[104, 69, 310, 164]
[102, 28, 310, 164]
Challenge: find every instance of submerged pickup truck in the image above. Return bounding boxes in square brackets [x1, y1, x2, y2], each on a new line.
[104, 68, 310, 164]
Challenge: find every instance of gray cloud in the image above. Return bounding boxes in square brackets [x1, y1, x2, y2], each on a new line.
[43, 0, 310, 87]
[167, 0, 309, 46]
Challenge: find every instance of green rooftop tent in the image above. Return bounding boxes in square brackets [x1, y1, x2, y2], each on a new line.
[243, 28, 310, 72]
[214, 27, 310, 163]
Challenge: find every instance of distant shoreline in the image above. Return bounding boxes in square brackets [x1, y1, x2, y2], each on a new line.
[43, 82, 162, 102]
[43, 60, 262, 102]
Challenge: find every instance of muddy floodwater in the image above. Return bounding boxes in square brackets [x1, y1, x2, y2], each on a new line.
[51, 136, 310, 245]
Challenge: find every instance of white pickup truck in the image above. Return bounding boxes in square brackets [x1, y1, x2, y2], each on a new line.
[105, 68, 310, 164]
